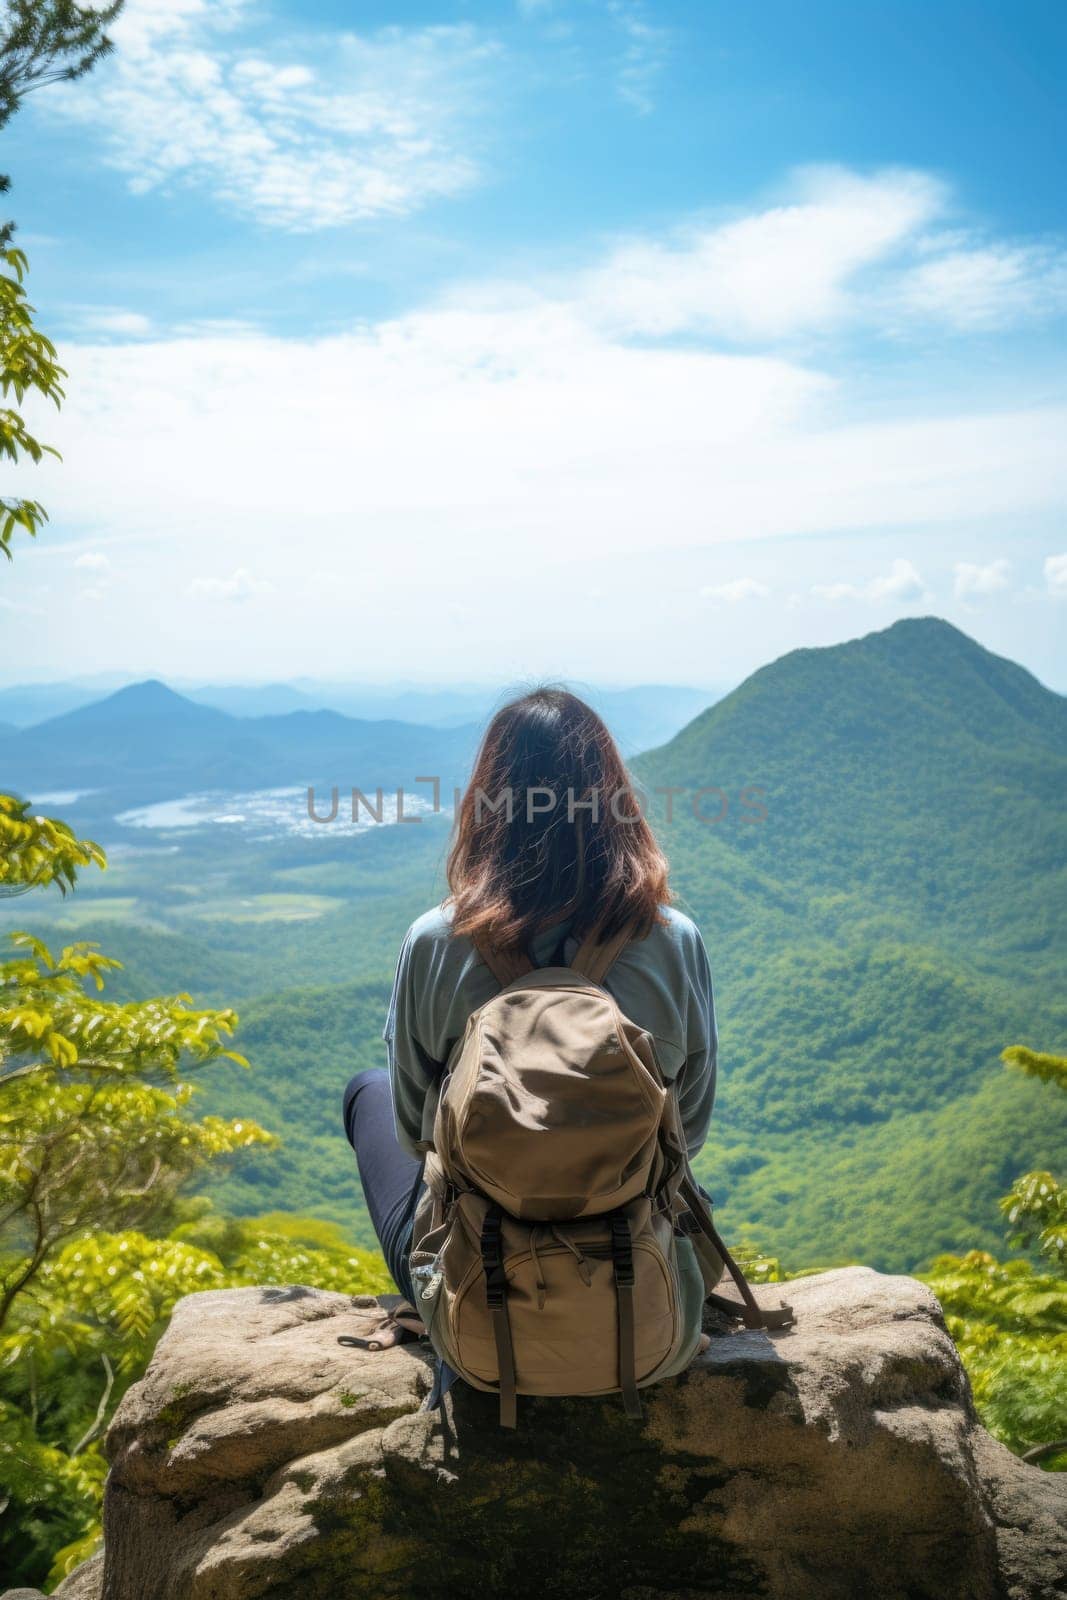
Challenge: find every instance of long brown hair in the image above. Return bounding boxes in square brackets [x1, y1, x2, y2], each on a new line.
[446, 687, 670, 954]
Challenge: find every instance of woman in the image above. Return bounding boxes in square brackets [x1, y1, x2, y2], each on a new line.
[341, 686, 717, 1339]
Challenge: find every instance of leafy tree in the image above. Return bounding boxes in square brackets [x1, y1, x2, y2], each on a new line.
[0, 0, 124, 234]
[0, 916, 277, 1584]
[924, 1252, 1067, 1470]
[923, 1044, 1067, 1471]
[0, 0, 124, 558]
[0, 930, 274, 1331]
[0, 810, 392, 1587]
[0, 793, 104, 895]
[0, 243, 64, 558]
[0, 1, 122, 119]
[1000, 1047, 1066, 1269]
[1, 1206, 390, 1586]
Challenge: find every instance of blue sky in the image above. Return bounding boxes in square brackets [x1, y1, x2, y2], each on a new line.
[3, 0, 1066, 689]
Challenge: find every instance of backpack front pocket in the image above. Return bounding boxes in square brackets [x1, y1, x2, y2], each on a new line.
[441, 1203, 682, 1397]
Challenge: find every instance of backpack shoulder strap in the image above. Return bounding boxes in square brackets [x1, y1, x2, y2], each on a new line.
[473, 936, 535, 988]
[678, 1172, 794, 1331]
[571, 918, 637, 985]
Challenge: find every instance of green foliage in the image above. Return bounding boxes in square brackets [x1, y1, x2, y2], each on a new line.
[923, 1252, 1067, 1471]
[0, 793, 390, 1589]
[0, 914, 390, 1589]
[0, 0, 125, 553]
[0, 15, 421, 1581]
[999, 1048, 1066, 1271]
[171, 1206, 392, 1299]
[0, 0, 123, 127]
[0, 794, 105, 896]
[1002, 1168, 1066, 1269]
[191, 979, 394, 1244]
[0, 0, 124, 242]
[1003, 1045, 1067, 1092]
[730, 1241, 783, 1284]
[922, 1043, 1067, 1473]
[0, 244, 64, 558]
[0, 906, 274, 1586]
[0, 931, 271, 1332]
[0, 1208, 390, 1588]
[0, 1399, 106, 1589]
[1, 928, 271, 1324]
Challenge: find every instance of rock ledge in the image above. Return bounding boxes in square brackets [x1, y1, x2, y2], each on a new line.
[11, 1267, 1066, 1600]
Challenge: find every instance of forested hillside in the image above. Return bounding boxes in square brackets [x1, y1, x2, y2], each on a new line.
[633, 616, 1067, 1265]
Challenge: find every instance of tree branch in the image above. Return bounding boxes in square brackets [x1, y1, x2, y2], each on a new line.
[1021, 1439, 1067, 1465]
[70, 1351, 115, 1457]
[0, 1194, 47, 1333]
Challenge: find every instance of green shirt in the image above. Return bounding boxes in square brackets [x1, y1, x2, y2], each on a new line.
[383, 903, 718, 1160]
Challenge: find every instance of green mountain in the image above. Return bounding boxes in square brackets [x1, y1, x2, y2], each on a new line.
[637, 616, 1065, 959]
[631, 617, 1067, 1266]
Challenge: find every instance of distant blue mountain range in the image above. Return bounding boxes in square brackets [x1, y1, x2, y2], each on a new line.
[0, 678, 720, 751]
[0, 679, 720, 806]
[0, 680, 480, 806]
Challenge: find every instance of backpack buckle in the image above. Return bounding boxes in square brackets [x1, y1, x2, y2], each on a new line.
[483, 1265, 507, 1309]
[609, 1214, 635, 1287]
[480, 1208, 507, 1309]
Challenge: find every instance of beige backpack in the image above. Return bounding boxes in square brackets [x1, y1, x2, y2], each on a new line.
[408, 921, 790, 1427]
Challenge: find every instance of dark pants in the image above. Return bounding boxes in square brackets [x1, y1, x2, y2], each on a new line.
[342, 1069, 423, 1303]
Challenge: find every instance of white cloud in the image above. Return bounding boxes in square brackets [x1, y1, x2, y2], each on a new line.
[1045, 553, 1067, 597]
[894, 244, 1067, 331]
[11, 167, 1067, 669]
[188, 567, 271, 601]
[74, 551, 111, 572]
[74, 309, 154, 338]
[574, 166, 1067, 345]
[515, 0, 668, 111]
[109, 0, 247, 56]
[26, 305, 1065, 586]
[700, 578, 770, 603]
[582, 167, 945, 341]
[38, 1, 495, 231]
[172, 317, 261, 338]
[868, 559, 926, 601]
[607, 1, 670, 115]
[812, 559, 927, 605]
[953, 558, 1011, 598]
[809, 582, 855, 603]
